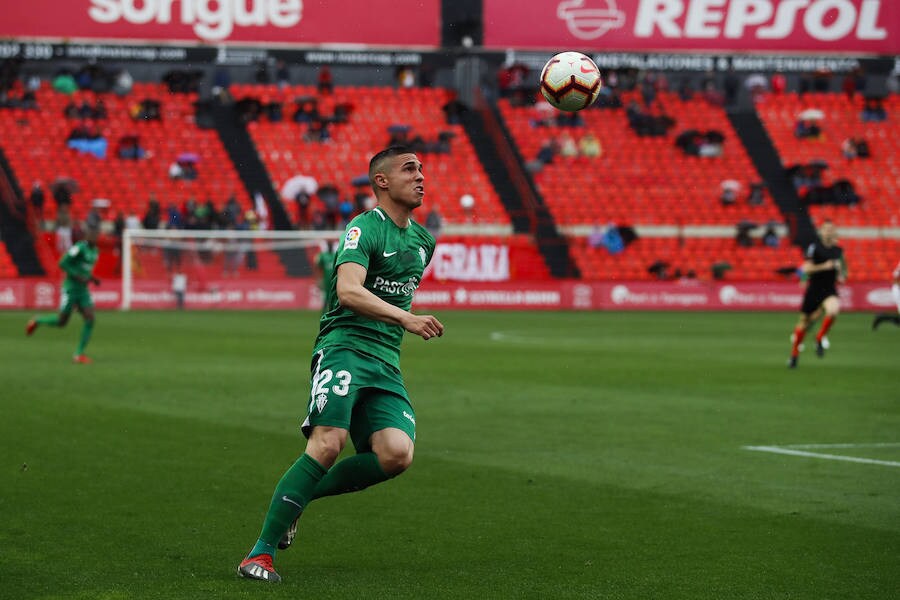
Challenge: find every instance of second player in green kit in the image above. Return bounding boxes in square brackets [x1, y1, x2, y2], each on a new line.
[239, 146, 444, 583]
[26, 227, 101, 363]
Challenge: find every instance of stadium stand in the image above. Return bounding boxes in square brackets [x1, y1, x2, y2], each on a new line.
[756, 92, 900, 227]
[499, 91, 793, 280]
[0, 82, 251, 226]
[244, 85, 508, 226]
[499, 91, 781, 227]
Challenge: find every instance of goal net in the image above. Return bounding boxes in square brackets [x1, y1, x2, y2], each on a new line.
[121, 228, 342, 310]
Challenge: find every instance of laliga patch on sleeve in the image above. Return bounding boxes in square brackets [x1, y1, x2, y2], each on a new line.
[344, 226, 362, 250]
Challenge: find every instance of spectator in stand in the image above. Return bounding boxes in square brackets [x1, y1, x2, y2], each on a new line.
[396, 67, 416, 88]
[460, 194, 476, 222]
[85, 203, 103, 231]
[812, 68, 833, 92]
[640, 71, 657, 107]
[747, 182, 766, 206]
[770, 71, 787, 95]
[275, 60, 290, 90]
[130, 99, 161, 121]
[677, 77, 694, 102]
[442, 92, 468, 125]
[841, 137, 858, 160]
[113, 211, 126, 240]
[861, 97, 886, 122]
[264, 99, 283, 122]
[303, 119, 331, 143]
[142, 196, 161, 230]
[719, 180, 740, 206]
[317, 66, 333, 94]
[117, 135, 146, 160]
[242, 210, 260, 270]
[530, 99, 556, 127]
[841, 72, 857, 99]
[112, 68, 133, 96]
[52, 180, 74, 209]
[94, 99, 107, 120]
[293, 98, 319, 124]
[425, 206, 443, 238]
[794, 118, 822, 140]
[223, 193, 242, 227]
[556, 110, 584, 127]
[558, 131, 578, 159]
[212, 67, 231, 97]
[744, 73, 768, 103]
[30, 181, 45, 224]
[722, 68, 739, 106]
[254, 60, 270, 84]
[338, 196, 354, 227]
[762, 222, 780, 248]
[497, 60, 530, 105]
[124, 211, 141, 231]
[736, 221, 756, 248]
[318, 184, 340, 227]
[798, 73, 813, 97]
[527, 138, 557, 173]
[169, 156, 198, 181]
[579, 132, 602, 158]
[55, 206, 73, 253]
[596, 82, 623, 108]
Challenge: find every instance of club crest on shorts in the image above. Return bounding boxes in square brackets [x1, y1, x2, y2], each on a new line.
[316, 393, 328, 412]
[344, 226, 362, 250]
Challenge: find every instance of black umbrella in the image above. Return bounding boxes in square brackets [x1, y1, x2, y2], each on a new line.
[50, 177, 79, 193]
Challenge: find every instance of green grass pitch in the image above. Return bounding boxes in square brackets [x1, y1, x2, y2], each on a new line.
[1, 309, 898, 599]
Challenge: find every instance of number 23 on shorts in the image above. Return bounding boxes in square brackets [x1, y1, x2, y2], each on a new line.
[309, 368, 352, 413]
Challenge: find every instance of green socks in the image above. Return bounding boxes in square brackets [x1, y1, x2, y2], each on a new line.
[35, 315, 61, 326]
[76, 319, 94, 355]
[251, 453, 327, 557]
[312, 452, 391, 500]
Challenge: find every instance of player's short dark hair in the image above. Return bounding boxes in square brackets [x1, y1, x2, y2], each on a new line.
[368, 145, 413, 189]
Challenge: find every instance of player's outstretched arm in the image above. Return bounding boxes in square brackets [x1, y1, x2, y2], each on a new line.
[336, 262, 444, 340]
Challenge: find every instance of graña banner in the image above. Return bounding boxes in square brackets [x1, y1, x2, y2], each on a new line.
[0, 0, 440, 46]
[484, 0, 898, 54]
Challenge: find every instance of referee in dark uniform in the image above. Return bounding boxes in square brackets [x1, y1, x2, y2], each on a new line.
[789, 221, 845, 368]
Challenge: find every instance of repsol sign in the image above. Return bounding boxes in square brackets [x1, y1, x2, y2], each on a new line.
[634, 0, 887, 42]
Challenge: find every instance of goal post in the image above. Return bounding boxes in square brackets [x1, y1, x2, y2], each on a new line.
[121, 228, 342, 310]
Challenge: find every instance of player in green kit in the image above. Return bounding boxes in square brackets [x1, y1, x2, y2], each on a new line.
[312, 240, 338, 313]
[238, 146, 444, 582]
[26, 227, 100, 364]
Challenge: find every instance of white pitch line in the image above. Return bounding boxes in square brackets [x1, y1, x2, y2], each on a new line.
[784, 442, 900, 449]
[743, 445, 900, 468]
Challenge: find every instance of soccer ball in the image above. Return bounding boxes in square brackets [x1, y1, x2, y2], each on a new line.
[539, 52, 602, 112]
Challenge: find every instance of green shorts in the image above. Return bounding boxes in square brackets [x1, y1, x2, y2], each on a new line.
[59, 286, 93, 312]
[301, 346, 416, 452]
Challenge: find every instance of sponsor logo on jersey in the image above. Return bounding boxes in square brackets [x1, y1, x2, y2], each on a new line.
[372, 275, 420, 296]
[344, 226, 361, 250]
[403, 411, 416, 425]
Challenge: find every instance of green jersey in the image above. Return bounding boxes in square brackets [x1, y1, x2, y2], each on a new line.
[59, 240, 98, 291]
[316, 247, 337, 292]
[314, 207, 435, 368]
